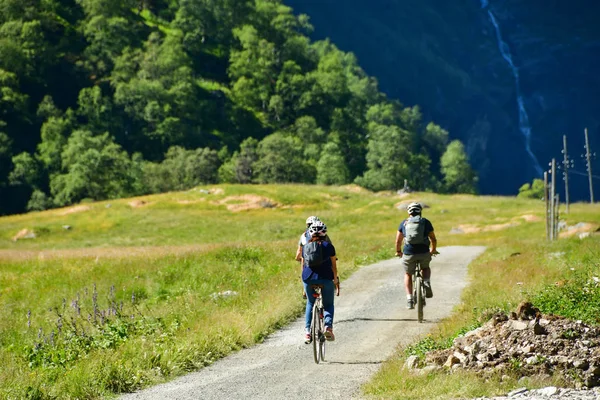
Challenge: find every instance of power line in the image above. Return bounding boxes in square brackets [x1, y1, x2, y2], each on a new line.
[569, 169, 600, 180]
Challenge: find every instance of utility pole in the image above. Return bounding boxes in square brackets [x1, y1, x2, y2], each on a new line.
[550, 158, 556, 240]
[544, 171, 549, 240]
[562, 135, 570, 213]
[554, 193, 560, 240]
[584, 128, 595, 203]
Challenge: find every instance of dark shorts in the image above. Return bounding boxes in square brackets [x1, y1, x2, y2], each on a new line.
[401, 253, 432, 275]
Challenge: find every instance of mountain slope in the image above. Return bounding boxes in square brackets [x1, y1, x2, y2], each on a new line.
[285, 0, 600, 199]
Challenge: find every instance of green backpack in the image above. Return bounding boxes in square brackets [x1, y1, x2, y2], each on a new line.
[405, 216, 426, 245]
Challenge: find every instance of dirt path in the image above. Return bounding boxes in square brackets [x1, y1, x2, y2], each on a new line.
[122, 246, 486, 400]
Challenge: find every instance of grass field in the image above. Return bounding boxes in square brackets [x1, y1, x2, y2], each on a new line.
[1, 184, 598, 399]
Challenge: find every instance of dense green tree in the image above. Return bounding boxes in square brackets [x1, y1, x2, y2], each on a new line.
[50, 130, 135, 205]
[291, 115, 326, 165]
[0, 0, 464, 215]
[517, 178, 545, 199]
[355, 124, 412, 191]
[254, 132, 313, 183]
[27, 189, 51, 211]
[440, 140, 478, 194]
[218, 137, 258, 184]
[143, 145, 221, 193]
[8, 152, 39, 187]
[229, 25, 278, 111]
[112, 32, 199, 157]
[423, 122, 449, 155]
[316, 142, 349, 185]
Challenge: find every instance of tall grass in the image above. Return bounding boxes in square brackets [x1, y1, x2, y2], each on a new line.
[1, 184, 598, 398]
[363, 201, 600, 399]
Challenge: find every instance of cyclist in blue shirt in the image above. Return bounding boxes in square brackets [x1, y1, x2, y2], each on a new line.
[301, 221, 339, 343]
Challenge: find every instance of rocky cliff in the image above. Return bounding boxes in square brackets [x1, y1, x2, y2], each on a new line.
[285, 0, 600, 199]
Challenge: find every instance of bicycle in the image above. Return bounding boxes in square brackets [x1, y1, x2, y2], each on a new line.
[412, 261, 426, 323]
[310, 285, 326, 364]
[405, 251, 439, 323]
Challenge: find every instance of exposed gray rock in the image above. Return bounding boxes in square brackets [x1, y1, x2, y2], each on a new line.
[535, 386, 558, 396]
[405, 355, 419, 370]
[413, 306, 600, 392]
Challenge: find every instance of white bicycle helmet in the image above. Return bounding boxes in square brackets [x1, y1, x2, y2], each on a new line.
[305, 215, 320, 227]
[308, 221, 327, 237]
[407, 202, 422, 215]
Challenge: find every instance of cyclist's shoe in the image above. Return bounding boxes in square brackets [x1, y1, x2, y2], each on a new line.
[324, 327, 335, 341]
[304, 331, 312, 344]
[406, 299, 414, 309]
[424, 281, 433, 298]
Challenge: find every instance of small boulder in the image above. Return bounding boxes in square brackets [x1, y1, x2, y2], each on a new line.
[405, 355, 419, 370]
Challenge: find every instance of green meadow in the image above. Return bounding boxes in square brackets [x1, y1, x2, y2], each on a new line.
[0, 184, 598, 399]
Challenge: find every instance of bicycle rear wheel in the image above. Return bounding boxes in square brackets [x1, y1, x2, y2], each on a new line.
[415, 275, 424, 323]
[318, 307, 326, 362]
[311, 302, 320, 364]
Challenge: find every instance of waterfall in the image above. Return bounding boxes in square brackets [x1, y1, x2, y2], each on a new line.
[481, 2, 544, 176]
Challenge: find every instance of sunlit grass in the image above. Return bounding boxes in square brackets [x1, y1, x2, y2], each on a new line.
[1, 184, 599, 398]
[364, 204, 600, 399]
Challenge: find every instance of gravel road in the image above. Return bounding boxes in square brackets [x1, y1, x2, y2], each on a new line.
[122, 245, 486, 400]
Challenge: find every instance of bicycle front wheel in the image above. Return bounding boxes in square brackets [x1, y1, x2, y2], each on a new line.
[415, 275, 424, 323]
[311, 302, 320, 364]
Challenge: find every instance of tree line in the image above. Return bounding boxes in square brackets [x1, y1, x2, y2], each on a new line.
[0, 0, 478, 215]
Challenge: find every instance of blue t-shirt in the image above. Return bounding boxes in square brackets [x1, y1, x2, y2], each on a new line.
[302, 241, 336, 281]
[398, 217, 434, 255]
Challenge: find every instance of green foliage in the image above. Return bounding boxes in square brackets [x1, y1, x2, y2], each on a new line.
[50, 130, 135, 205]
[355, 124, 411, 191]
[218, 137, 258, 183]
[9, 152, 39, 187]
[143, 145, 221, 193]
[317, 142, 349, 185]
[0, 0, 468, 215]
[532, 269, 600, 324]
[404, 336, 450, 360]
[26, 189, 50, 211]
[254, 133, 314, 183]
[440, 140, 478, 194]
[517, 178, 545, 199]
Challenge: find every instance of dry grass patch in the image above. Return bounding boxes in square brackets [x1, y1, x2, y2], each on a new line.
[208, 187, 224, 195]
[57, 205, 92, 215]
[559, 222, 599, 238]
[0, 244, 225, 261]
[215, 195, 278, 212]
[129, 199, 151, 208]
[11, 228, 36, 241]
[342, 184, 369, 193]
[177, 199, 206, 205]
[518, 214, 542, 222]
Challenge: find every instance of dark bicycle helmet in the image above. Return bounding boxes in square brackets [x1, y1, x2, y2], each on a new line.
[308, 221, 327, 237]
[407, 202, 422, 215]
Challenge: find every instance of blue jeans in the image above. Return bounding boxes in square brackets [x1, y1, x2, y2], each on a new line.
[303, 279, 335, 331]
